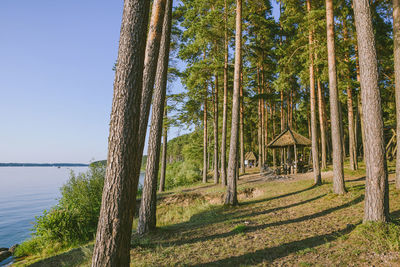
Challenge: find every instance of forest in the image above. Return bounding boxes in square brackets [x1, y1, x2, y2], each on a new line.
[10, 0, 400, 266]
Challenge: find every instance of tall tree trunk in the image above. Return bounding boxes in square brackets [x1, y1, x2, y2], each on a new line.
[317, 78, 327, 169]
[225, 0, 241, 206]
[325, 0, 346, 194]
[240, 72, 245, 174]
[221, 0, 229, 186]
[137, 0, 172, 235]
[265, 97, 269, 165]
[280, 90, 285, 165]
[92, 0, 150, 266]
[307, 0, 321, 185]
[261, 66, 266, 168]
[213, 72, 219, 184]
[133, 0, 167, 203]
[356, 49, 366, 163]
[343, 20, 358, 171]
[353, 0, 389, 222]
[393, 0, 400, 189]
[159, 106, 168, 193]
[272, 102, 277, 167]
[203, 93, 208, 183]
[338, 101, 346, 161]
[257, 67, 263, 168]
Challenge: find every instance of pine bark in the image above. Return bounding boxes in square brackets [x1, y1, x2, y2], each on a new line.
[393, 0, 400, 189]
[307, 0, 321, 185]
[280, 90, 285, 165]
[129, 0, 167, 222]
[257, 67, 263, 168]
[325, 0, 346, 194]
[220, 0, 229, 186]
[137, 0, 172, 235]
[225, 0, 241, 206]
[355, 46, 366, 163]
[213, 72, 219, 184]
[265, 99, 269, 165]
[240, 72, 245, 174]
[317, 78, 327, 169]
[272, 103, 277, 167]
[261, 67, 266, 167]
[91, 1, 150, 266]
[353, 0, 389, 222]
[159, 107, 168, 193]
[343, 20, 358, 171]
[203, 93, 208, 183]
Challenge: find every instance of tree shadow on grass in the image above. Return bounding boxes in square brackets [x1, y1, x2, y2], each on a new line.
[230, 194, 326, 222]
[189, 223, 359, 266]
[346, 176, 366, 183]
[161, 184, 320, 233]
[241, 184, 318, 206]
[163, 195, 364, 247]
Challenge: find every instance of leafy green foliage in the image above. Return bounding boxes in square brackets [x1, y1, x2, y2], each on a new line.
[15, 165, 105, 257]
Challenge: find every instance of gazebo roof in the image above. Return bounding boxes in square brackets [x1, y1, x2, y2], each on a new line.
[245, 151, 257, 161]
[267, 128, 311, 148]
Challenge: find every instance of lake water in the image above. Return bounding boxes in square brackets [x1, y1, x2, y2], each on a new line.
[0, 167, 144, 266]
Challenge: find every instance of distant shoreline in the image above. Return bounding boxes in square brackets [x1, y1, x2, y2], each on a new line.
[0, 163, 89, 167]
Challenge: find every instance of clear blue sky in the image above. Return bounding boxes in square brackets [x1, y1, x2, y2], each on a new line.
[0, 0, 280, 164]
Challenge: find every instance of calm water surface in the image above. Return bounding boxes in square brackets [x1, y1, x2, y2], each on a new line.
[0, 167, 144, 265]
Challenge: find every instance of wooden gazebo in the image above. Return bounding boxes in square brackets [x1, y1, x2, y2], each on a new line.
[244, 151, 257, 168]
[267, 128, 311, 173]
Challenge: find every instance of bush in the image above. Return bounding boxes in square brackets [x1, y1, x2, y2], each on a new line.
[15, 165, 105, 257]
[164, 161, 201, 189]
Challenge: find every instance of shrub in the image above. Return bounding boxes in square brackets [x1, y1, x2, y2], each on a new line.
[164, 161, 201, 189]
[15, 165, 105, 257]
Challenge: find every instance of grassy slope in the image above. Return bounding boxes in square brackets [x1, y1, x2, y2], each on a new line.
[15, 162, 400, 266]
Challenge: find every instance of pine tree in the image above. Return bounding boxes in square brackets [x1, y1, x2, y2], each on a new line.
[225, 0, 242, 205]
[394, 0, 400, 189]
[137, 0, 173, 235]
[91, 1, 150, 265]
[353, 0, 389, 222]
[325, 0, 346, 194]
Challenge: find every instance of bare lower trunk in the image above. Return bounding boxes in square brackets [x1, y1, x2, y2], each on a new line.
[307, 0, 321, 185]
[159, 107, 168, 193]
[137, 0, 172, 235]
[280, 90, 285, 165]
[203, 94, 208, 183]
[261, 67, 266, 167]
[355, 44, 366, 163]
[347, 87, 357, 170]
[92, 1, 150, 266]
[339, 101, 346, 161]
[317, 78, 327, 169]
[354, 0, 389, 222]
[272, 103, 277, 167]
[220, 0, 229, 186]
[257, 67, 263, 168]
[393, 0, 400, 189]
[325, 0, 346, 194]
[265, 101, 268, 165]
[225, 0, 241, 206]
[213, 72, 219, 184]
[240, 72, 245, 174]
[343, 21, 357, 171]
